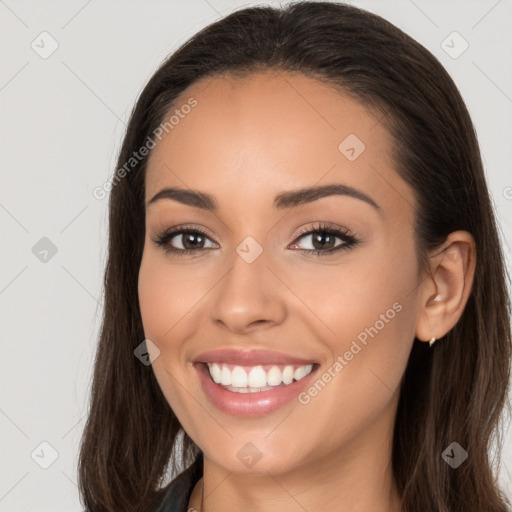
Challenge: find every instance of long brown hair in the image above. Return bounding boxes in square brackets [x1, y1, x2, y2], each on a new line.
[77, 2, 512, 510]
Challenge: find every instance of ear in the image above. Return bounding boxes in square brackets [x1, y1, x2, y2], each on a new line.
[415, 230, 476, 345]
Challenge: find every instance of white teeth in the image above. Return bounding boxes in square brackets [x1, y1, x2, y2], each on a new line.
[225, 384, 275, 393]
[210, 363, 221, 384]
[294, 365, 309, 380]
[231, 366, 248, 387]
[248, 366, 267, 388]
[267, 366, 282, 386]
[220, 365, 231, 385]
[206, 362, 314, 391]
[282, 365, 294, 385]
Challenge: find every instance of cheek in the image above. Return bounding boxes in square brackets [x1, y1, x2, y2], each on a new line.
[138, 248, 210, 342]
[288, 246, 417, 350]
[137, 253, 199, 434]
[288, 245, 417, 422]
[137, 252, 194, 393]
[137, 248, 218, 422]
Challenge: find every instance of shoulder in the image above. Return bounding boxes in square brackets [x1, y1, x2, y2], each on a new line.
[155, 454, 203, 512]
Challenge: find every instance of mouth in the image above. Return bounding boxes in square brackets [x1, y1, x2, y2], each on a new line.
[202, 361, 315, 392]
[193, 350, 319, 417]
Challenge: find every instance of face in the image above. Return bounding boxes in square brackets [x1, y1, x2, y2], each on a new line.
[138, 70, 422, 476]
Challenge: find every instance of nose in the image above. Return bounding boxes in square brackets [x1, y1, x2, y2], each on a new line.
[209, 247, 287, 335]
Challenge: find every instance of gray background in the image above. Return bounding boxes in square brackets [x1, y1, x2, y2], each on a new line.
[1, 0, 511, 510]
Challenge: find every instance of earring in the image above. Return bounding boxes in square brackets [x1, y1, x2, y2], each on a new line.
[429, 336, 436, 347]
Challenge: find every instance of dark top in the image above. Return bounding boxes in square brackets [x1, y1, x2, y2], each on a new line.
[155, 454, 203, 512]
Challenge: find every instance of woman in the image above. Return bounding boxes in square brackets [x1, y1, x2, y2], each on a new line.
[77, 2, 512, 511]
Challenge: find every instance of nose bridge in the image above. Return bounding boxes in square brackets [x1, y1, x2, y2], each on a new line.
[210, 237, 287, 333]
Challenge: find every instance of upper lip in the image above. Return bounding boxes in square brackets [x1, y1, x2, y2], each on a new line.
[193, 348, 317, 366]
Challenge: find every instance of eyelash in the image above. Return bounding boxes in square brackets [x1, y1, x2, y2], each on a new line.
[152, 222, 359, 258]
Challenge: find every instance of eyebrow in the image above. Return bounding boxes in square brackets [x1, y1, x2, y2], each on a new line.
[146, 183, 380, 212]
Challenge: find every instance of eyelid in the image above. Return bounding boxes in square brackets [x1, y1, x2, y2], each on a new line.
[291, 222, 353, 241]
[154, 223, 218, 242]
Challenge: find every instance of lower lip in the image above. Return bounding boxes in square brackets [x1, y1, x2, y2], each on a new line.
[195, 363, 318, 417]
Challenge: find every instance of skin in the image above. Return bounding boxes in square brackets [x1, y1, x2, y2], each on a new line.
[138, 70, 476, 512]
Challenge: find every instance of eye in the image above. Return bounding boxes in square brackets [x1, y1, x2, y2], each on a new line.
[152, 225, 219, 256]
[152, 222, 359, 258]
[289, 222, 359, 256]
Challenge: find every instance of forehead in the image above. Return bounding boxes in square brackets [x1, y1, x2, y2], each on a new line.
[144, 70, 414, 219]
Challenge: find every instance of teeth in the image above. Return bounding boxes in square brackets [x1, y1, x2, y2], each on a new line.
[224, 384, 275, 393]
[210, 363, 221, 384]
[231, 366, 247, 387]
[267, 366, 282, 386]
[220, 365, 231, 385]
[248, 366, 267, 388]
[206, 363, 314, 390]
[282, 365, 294, 385]
[293, 365, 309, 380]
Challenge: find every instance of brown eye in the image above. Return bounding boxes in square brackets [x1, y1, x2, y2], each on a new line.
[289, 223, 359, 256]
[298, 231, 340, 251]
[172, 231, 208, 250]
[153, 227, 219, 256]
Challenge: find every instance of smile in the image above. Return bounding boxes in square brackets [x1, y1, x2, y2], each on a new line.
[193, 348, 320, 417]
[206, 362, 314, 392]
